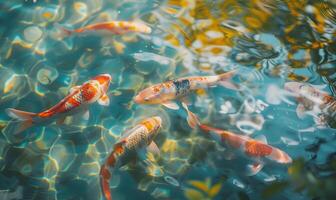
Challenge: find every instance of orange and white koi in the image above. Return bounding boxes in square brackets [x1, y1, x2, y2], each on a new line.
[199, 124, 292, 176]
[100, 116, 162, 200]
[59, 21, 152, 36]
[134, 70, 239, 128]
[6, 74, 112, 134]
[284, 82, 336, 124]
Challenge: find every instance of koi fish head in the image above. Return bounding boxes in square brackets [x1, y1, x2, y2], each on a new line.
[285, 82, 324, 104]
[134, 84, 164, 104]
[284, 82, 307, 95]
[91, 74, 112, 94]
[140, 116, 162, 139]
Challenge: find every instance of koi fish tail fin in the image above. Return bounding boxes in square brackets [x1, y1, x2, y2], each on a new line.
[100, 165, 113, 200]
[182, 103, 200, 129]
[54, 23, 73, 38]
[5, 108, 36, 135]
[6, 108, 36, 120]
[218, 70, 241, 91]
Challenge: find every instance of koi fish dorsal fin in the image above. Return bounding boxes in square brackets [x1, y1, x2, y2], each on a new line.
[162, 101, 179, 110]
[254, 135, 268, 144]
[6, 108, 36, 120]
[147, 142, 160, 156]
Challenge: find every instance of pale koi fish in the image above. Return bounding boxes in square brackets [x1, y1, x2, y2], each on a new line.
[199, 124, 292, 176]
[58, 21, 152, 37]
[5, 74, 111, 134]
[134, 70, 239, 128]
[284, 82, 335, 125]
[100, 116, 162, 200]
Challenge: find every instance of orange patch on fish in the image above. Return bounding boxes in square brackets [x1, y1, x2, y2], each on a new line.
[222, 133, 244, 148]
[81, 83, 97, 101]
[245, 140, 272, 157]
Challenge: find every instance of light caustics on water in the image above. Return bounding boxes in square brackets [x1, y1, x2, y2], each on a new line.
[0, 1, 336, 200]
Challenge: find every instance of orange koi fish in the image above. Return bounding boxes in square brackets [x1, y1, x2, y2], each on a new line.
[100, 116, 162, 200]
[284, 82, 335, 124]
[59, 21, 152, 36]
[6, 74, 111, 134]
[134, 70, 239, 128]
[199, 124, 292, 176]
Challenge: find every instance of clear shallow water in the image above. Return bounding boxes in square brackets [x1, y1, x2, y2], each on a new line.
[0, 0, 336, 200]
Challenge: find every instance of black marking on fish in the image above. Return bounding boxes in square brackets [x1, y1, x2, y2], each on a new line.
[173, 79, 190, 96]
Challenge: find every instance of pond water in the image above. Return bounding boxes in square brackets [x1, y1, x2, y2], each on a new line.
[0, 1, 336, 200]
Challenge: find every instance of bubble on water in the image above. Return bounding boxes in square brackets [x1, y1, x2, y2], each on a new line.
[24, 26, 43, 43]
[164, 175, 180, 187]
[236, 115, 265, 135]
[255, 99, 269, 113]
[37, 67, 59, 85]
[220, 101, 233, 114]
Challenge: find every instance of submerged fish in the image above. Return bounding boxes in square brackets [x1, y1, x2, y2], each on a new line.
[199, 124, 292, 175]
[100, 116, 162, 200]
[6, 74, 111, 134]
[134, 70, 239, 128]
[284, 82, 336, 125]
[58, 21, 152, 36]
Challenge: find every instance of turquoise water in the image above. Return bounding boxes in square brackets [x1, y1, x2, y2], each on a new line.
[0, 1, 336, 200]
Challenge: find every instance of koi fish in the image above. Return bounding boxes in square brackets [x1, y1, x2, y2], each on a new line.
[100, 116, 162, 200]
[199, 124, 292, 176]
[134, 70, 239, 128]
[58, 21, 152, 37]
[5, 74, 112, 134]
[284, 82, 335, 125]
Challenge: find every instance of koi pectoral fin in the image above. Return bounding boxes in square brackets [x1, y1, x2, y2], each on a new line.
[245, 162, 264, 176]
[182, 102, 200, 129]
[98, 94, 110, 106]
[296, 104, 306, 119]
[162, 101, 179, 110]
[147, 142, 160, 156]
[56, 116, 66, 125]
